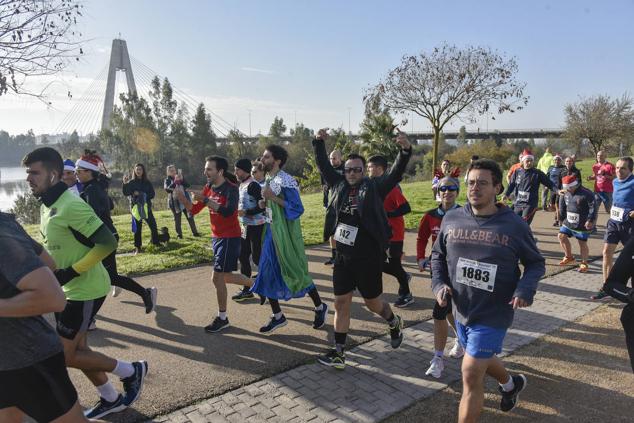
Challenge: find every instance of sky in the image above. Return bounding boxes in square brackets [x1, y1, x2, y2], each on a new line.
[1, 0, 633, 137]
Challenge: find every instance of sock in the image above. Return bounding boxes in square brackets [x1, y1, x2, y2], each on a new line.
[96, 381, 119, 403]
[386, 312, 397, 327]
[218, 311, 227, 320]
[331, 248, 336, 259]
[315, 303, 324, 312]
[111, 360, 134, 378]
[273, 311, 284, 320]
[435, 350, 444, 358]
[334, 332, 347, 353]
[500, 376, 515, 392]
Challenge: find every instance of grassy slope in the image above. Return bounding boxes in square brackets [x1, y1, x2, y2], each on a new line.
[23, 157, 603, 275]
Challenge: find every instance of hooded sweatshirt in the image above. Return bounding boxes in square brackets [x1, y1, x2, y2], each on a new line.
[431, 203, 545, 329]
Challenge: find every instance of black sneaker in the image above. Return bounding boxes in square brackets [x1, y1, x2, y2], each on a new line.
[232, 288, 255, 302]
[394, 293, 414, 308]
[259, 315, 288, 334]
[313, 303, 329, 329]
[144, 287, 158, 314]
[552, 221, 559, 227]
[389, 315, 404, 349]
[591, 289, 609, 300]
[317, 348, 345, 370]
[499, 374, 527, 412]
[324, 257, 335, 265]
[84, 394, 126, 419]
[205, 317, 230, 333]
[121, 361, 148, 407]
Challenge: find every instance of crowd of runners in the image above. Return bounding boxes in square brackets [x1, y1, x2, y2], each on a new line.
[2, 130, 633, 423]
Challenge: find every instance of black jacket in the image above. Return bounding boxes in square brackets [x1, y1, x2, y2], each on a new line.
[81, 179, 116, 236]
[164, 176, 191, 212]
[312, 138, 412, 253]
[123, 178, 155, 208]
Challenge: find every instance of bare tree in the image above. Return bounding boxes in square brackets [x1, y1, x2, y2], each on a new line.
[0, 0, 83, 98]
[564, 94, 634, 155]
[364, 43, 528, 172]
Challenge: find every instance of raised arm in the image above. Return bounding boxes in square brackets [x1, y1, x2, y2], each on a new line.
[377, 130, 413, 198]
[312, 129, 344, 187]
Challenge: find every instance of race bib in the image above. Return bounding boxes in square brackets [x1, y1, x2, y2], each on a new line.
[334, 223, 358, 246]
[610, 206, 625, 222]
[566, 212, 580, 225]
[456, 258, 497, 292]
[517, 191, 530, 202]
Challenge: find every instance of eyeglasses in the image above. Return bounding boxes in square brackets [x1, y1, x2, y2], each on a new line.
[438, 185, 459, 192]
[344, 167, 363, 174]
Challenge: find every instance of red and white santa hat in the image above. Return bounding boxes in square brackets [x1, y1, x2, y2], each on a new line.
[76, 153, 103, 172]
[520, 149, 534, 162]
[562, 175, 579, 189]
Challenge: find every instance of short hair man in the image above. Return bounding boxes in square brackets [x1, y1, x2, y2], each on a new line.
[587, 150, 616, 213]
[323, 149, 344, 265]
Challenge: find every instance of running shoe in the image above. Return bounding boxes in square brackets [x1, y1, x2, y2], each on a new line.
[591, 289, 609, 300]
[552, 221, 559, 227]
[144, 287, 158, 314]
[324, 257, 335, 266]
[499, 374, 527, 412]
[448, 339, 465, 358]
[425, 356, 444, 378]
[112, 286, 123, 297]
[558, 256, 576, 266]
[577, 262, 589, 273]
[317, 349, 345, 370]
[313, 303, 329, 329]
[259, 314, 288, 334]
[121, 361, 148, 407]
[204, 317, 230, 333]
[389, 315, 404, 349]
[84, 394, 126, 419]
[394, 293, 414, 308]
[232, 288, 254, 302]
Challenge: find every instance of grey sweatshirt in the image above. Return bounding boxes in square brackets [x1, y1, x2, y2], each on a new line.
[431, 203, 545, 329]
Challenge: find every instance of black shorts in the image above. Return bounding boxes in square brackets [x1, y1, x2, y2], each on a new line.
[55, 296, 106, 340]
[212, 237, 241, 272]
[333, 254, 383, 299]
[432, 299, 453, 320]
[0, 352, 77, 421]
[604, 219, 633, 245]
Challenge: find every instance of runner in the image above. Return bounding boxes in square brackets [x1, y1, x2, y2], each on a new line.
[546, 155, 566, 226]
[323, 149, 345, 265]
[537, 147, 554, 210]
[231, 158, 265, 302]
[176, 156, 254, 333]
[563, 156, 582, 183]
[249, 144, 329, 334]
[593, 157, 634, 300]
[367, 155, 413, 307]
[75, 151, 158, 313]
[313, 128, 410, 370]
[587, 150, 616, 213]
[506, 153, 523, 183]
[22, 147, 147, 419]
[602, 233, 634, 373]
[433, 159, 460, 201]
[503, 148, 555, 226]
[62, 158, 82, 196]
[557, 175, 597, 273]
[251, 160, 266, 186]
[416, 176, 464, 378]
[0, 212, 103, 423]
[432, 158, 545, 421]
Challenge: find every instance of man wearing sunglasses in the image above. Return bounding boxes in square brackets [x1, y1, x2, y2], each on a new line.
[312, 128, 412, 370]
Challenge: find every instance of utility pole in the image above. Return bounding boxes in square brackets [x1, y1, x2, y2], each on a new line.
[248, 109, 252, 137]
[347, 107, 351, 134]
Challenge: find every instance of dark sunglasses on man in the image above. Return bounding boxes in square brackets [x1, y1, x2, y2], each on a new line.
[438, 185, 459, 192]
[344, 167, 363, 174]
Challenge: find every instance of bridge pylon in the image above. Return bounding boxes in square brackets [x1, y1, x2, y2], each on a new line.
[101, 39, 137, 130]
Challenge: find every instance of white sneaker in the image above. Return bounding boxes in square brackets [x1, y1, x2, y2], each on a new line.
[425, 355, 444, 378]
[448, 339, 465, 358]
[88, 320, 97, 331]
[111, 286, 123, 298]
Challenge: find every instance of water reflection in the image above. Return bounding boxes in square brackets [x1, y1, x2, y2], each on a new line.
[0, 167, 29, 211]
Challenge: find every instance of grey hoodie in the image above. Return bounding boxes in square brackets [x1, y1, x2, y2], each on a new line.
[431, 203, 545, 329]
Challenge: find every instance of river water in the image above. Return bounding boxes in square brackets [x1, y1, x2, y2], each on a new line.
[0, 166, 30, 212]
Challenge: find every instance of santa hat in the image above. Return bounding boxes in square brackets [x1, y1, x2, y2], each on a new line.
[76, 153, 103, 172]
[562, 175, 579, 189]
[554, 154, 562, 161]
[520, 149, 534, 162]
[63, 159, 75, 172]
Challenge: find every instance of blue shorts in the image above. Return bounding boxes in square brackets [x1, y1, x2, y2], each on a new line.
[455, 321, 507, 359]
[559, 225, 590, 241]
[604, 219, 633, 245]
[212, 237, 241, 272]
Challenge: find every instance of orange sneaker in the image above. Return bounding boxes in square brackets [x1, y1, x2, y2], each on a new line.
[559, 256, 576, 266]
[577, 262, 588, 273]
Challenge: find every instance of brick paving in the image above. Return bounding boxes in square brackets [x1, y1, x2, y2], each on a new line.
[148, 259, 607, 423]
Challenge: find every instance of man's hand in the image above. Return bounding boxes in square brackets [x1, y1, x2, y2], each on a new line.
[628, 211, 634, 219]
[54, 267, 79, 286]
[509, 297, 529, 309]
[436, 286, 452, 307]
[208, 200, 220, 211]
[262, 186, 275, 200]
[585, 221, 594, 230]
[123, 174, 130, 184]
[316, 128, 329, 141]
[189, 190, 206, 203]
[394, 129, 411, 149]
[418, 258, 430, 272]
[258, 199, 266, 209]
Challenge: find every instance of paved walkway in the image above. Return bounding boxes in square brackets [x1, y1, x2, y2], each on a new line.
[147, 257, 610, 423]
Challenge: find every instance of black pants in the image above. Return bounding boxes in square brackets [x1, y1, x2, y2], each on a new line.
[269, 286, 322, 314]
[172, 209, 199, 237]
[102, 249, 148, 306]
[239, 225, 264, 277]
[383, 241, 410, 296]
[622, 303, 634, 373]
[134, 207, 160, 248]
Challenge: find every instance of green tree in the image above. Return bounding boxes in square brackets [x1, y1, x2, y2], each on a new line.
[359, 106, 400, 161]
[457, 126, 468, 145]
[268, 116, 287, 139]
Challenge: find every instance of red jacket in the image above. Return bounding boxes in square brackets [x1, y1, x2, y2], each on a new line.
[416, 208, 444, 260]
[191, 181, 241, 238]
[384, 186, 410, 242]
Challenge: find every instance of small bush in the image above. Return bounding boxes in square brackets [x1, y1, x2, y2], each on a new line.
[10, 192, 40, 225]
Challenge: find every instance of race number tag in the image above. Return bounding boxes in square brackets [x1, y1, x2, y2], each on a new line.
[517, 191, 530, 202]
[566, 212, 580, 225]
[334, 223, 358, 246]
[610, 206, 625, 222]
[456, 258, 497, 292]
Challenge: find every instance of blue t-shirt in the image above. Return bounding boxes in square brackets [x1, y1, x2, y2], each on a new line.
[611, 174, 634, 222]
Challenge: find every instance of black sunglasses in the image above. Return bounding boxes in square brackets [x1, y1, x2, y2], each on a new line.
[439, 185, 459, 192]
[344, 167, 363, 174]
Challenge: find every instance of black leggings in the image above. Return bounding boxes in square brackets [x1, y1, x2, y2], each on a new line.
[240, 225, 264, 278]
[172, 210, 198, 237]
[102, 251, 148, 303]
[269, 287, 322, 314]
[134, 208, 160, 248]
[383, 241, 410, 295]
[622, 304, 634, 373]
